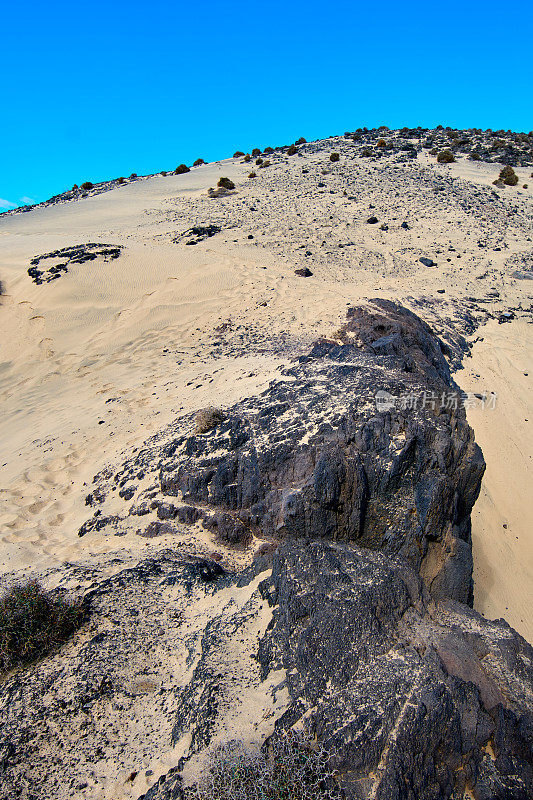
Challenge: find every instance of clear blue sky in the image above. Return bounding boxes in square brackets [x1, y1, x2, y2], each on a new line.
[1, 0, 532, 209]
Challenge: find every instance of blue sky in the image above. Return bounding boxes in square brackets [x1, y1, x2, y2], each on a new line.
[1, 0, 532, 208]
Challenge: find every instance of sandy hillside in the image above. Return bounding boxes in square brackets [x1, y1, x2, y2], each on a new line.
[0, 135, 532, 640]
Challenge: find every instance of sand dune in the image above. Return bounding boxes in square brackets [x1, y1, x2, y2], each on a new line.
[1, 139, 531, 641]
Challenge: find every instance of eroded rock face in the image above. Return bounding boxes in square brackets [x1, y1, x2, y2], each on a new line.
[140, 541, 533, 800]
[255, 541, 533, 800]
[157, 300, 484, 603]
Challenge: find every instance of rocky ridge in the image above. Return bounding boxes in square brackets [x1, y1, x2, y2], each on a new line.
[0, 301, 531, 800]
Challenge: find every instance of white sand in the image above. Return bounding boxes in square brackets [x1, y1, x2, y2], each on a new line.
[1, 144, 531, 638]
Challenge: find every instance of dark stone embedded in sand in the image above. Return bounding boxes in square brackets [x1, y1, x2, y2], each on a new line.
[294, 267, 313, 277]
[28, 243, 122, 284]
[420, 256, 437, 267]
[367, 215, 379, 224]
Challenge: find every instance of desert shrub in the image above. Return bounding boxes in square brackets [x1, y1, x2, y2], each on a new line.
[0, 581, 83, 674]
[117, 176, 125, 183]
[361, 148, 373, 157]
[255, 157, 263, 165]
[499, 165, 518, 185]
[233, 151, 245, 158]
[377, 138, 387, 148]
[193, 158, 205, 167]
[287, 144, 298, 156]
[523, 184, 528, 189]
[252, 148, 261, 157]
[248, 171, 257, 178]
[329, 152, 340, 162]
[175, 164, 190, 174]
[295, 137, 307, 145]
[195, 407, 225, 434]
[129, 173, 137, 179]
[259, 160, 270, 168]
[264, 147, 274, 154]
[217, 177, 235, 190]
[243, 154, 251, 162]
[71, 184, 78, 191]
[80, 181, 93, 190]
[160, 171, 167, 176]
[437, 150, 455, 164]
[182, 733, 340, 800]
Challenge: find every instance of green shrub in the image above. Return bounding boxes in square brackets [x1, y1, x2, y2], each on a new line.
[499, 165, 518, 186]
[233, 151, 245, 158]
[193, 158, 205, 167]
[437, 150, 455, 164]
[175, 164, 190, 174]
[251, 148, 261, 157]
[182, 732, 339, 800]
[217, 177, 235, 190]
[255, 157, 263, 165]
[248, 171, 257, 178]
[0, 581, 83, 674]
[243, 154, 251, 162]
[259, 160, 270, 168]
[329, 152, 340, 162]
[296, 137, 307, 145]
[287, 144, 298, 155]
[80, 181, 93, 190]
[263, 147, 274, 154]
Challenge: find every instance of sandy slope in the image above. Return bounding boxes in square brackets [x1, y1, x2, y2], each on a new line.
[1, 142, 532, 639]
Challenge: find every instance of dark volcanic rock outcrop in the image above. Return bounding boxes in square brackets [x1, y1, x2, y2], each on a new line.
[28, 243, 122, 284]
[155, 300, 484, 604]
[139, 541, 533, 800]
[257, 541, 533, 800]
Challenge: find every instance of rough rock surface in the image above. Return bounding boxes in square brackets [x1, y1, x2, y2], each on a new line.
[27, 243, 122, 284]
[83, 300, 484, 604]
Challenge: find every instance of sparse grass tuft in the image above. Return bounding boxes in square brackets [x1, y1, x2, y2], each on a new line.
[182, 732, 340, 800]
[0, 581, 83, 674]
[436, 150, 455, 164]
[195, 407, 225, 434]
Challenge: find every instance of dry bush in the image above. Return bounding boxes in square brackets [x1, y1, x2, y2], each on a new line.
[437, 150, 455, 164]
[499, 165, 518, 186]
[217, 177, 235, 190]
[329, 153, 340, 162]
[233, 151, 244, 158]
[243, 154, 251, 162]
[193, 158, 205, 167]
[252, 148, 261, 157]
[287, 144, 298, 156]
[195, 407, 225, 434]
[248, 171, 257, 178]
[183, 733, 341, 800]
[80, 181, 93, 190]
[0, 581, 83, 674]
[175, 164, 190, 174]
